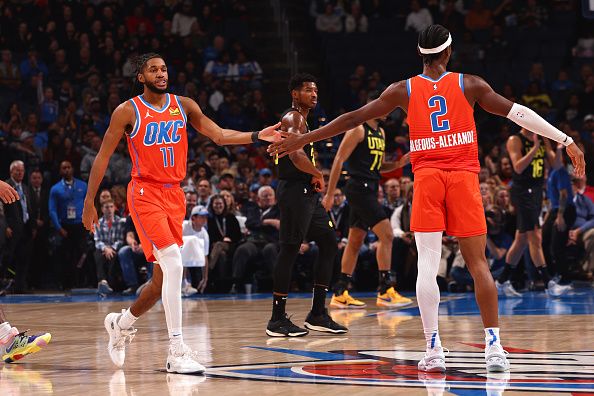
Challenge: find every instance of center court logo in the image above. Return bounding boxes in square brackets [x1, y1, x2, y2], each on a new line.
[208, 346, 594, 393]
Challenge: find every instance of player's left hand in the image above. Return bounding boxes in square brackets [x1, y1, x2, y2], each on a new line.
[396, 152, 410, 168]
[257, 122, 282, 143]
[566, 142, 585, 177]
[82, 199, 99, 233]
[312, 174, 324, 192]
[267, 131, 307, 158]
[321, 193, 333, 212]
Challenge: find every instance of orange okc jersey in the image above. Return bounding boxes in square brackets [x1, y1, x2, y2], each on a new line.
[127, 93, 188, 183]
[406, 72, 479, 173]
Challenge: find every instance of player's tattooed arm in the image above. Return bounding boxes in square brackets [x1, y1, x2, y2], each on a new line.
[321, 125, 363, 211]
[180, 97, 280, 145]
[268, 80, 408, 157]
[82, 102, 132, 232]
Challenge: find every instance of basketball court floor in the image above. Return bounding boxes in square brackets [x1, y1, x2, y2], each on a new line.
[1, 289, 593, 395]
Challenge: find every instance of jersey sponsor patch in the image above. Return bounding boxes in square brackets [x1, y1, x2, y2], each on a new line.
[169, 106, 181, 116]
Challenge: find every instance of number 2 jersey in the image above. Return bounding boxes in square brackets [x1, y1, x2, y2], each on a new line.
[126, 93, 188, 184]
[406, 72, 479, 173]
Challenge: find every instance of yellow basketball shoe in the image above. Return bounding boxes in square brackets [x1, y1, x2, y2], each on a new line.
[376, 287, 413, 308]
[2, 330, 52, 363]
[330, 290, 367, 309]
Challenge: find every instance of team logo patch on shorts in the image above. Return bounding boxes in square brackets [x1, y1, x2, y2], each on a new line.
[208, 346, 594, 393]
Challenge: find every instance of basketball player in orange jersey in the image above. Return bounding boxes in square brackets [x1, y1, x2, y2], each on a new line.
[0, 181, 51, 363]
[81, 53, 280, 374]
[268, 25, 585, 373]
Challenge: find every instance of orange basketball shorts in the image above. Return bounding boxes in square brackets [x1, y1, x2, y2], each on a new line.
[410, 168, 487, 238]
[127, 178, 186, 262]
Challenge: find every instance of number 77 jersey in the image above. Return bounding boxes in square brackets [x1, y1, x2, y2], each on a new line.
[126, 93, 188, 184]
[406, 72, 479, 173]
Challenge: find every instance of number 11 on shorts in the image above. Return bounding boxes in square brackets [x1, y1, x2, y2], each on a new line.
[160, 146, 175, 168]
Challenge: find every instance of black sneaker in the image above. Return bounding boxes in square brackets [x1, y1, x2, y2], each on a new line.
[304, 309, 348, 334]
[266, 314, 309, 337]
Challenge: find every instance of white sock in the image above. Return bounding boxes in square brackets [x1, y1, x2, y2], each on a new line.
[153, 245, 184, 343]
[415, 232, 443, 351]
[118, 308, 138, 330]
[424, 330, 442, 350]
[0, 322, 13, 344]
[485, 327, 501, 348]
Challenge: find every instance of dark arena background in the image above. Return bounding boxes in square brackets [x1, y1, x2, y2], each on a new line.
[0, 0, 594, 395]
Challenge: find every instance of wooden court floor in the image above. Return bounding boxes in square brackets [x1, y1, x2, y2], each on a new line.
[1, 290, 593, 395]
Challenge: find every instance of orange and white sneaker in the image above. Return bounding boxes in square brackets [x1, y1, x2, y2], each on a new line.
[376, 287, 412, 308]
[330, 290, 367, 309]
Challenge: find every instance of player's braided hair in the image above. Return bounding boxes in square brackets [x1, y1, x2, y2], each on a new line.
[418, 25, 450, 65]
[130, 52, 164, 96]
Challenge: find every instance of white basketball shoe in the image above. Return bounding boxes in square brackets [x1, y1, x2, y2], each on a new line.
[485, 344, 510, 372]
[418, 347, 447, 373]
[104, 310, 137, 368]
[166, 343, 206, 374]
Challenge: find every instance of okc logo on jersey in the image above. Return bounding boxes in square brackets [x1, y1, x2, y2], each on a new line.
[169, 106, 181, 116]
[143, 120, 184, 146]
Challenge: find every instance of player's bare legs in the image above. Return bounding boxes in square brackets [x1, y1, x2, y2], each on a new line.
[372, 220, 394, 273]
[342, 228, 366, 275]
[129, 264, 163, 317]
[458, 235, 509, 372]
[331, 228, 367, 308]
[372, 219, 411, 307]
[457, 235, 498, 328]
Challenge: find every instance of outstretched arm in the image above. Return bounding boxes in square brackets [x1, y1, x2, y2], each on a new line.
[268, 81, 408, 157]
[321, 125, 364, 211]
[82, 102, 131, 232]
[181, 97, 280, 145]
[465, 74, 585, 176]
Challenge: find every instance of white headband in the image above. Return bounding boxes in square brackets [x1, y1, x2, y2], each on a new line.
[418, 33, 452, 54]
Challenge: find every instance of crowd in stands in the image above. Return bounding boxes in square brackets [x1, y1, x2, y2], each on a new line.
[0, 0, 593, 297]
[308, 0, 594, 293]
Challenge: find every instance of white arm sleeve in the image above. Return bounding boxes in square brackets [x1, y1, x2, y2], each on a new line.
[506, 103, 573, 146]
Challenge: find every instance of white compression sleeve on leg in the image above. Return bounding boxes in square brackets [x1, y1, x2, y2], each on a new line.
[154, 244, 184, 341]
[415, 232, 443, 344]
[507, 103, 573, 146]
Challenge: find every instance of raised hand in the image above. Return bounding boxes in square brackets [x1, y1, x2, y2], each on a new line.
[267, 131, 307, 158]
[257, 122, 282, 143]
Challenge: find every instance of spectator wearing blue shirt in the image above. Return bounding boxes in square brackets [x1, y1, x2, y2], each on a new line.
[542, 148, 576, 280]
[49, 160, 88, 293]
[569, 174, 594, 275]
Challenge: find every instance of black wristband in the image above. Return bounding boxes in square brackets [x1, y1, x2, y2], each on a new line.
[251, 131, 259, 143]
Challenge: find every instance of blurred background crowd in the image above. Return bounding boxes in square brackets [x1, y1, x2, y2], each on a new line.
[0, 0, 593, 296]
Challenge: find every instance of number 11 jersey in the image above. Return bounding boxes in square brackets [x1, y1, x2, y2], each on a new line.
[127, 93, 188, 183]
[406, 72, 479, 173]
